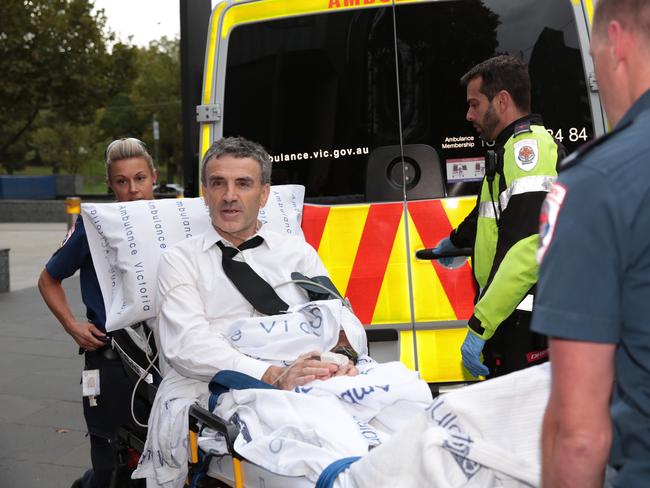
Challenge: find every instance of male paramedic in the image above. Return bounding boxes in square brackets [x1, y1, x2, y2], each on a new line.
[433, 55, 563, 378]
[532, 0, 650, 486]
[155, 136, 358, 390]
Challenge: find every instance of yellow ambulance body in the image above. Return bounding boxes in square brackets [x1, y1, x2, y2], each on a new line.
[198, 0, 604, 383]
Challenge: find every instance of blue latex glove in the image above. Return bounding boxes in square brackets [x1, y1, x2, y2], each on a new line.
[432, 237, 458, 267]
[461, 330, 489, 378]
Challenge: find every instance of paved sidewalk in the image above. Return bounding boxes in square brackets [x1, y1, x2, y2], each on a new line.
[0, 222, 70, 292]
[0, 223, 92, 487]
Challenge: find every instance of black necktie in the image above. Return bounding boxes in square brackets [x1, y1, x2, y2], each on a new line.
[217, 236, 289, 315]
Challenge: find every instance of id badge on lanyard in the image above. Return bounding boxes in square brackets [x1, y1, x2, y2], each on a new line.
[82, 369, 100, 406]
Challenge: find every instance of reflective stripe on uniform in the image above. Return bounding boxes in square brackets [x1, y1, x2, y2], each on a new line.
[479, 175, 554, 220]
[498, 175, 555, 211]
[516, 294, 534, 312]
[479, 201, 499, 219]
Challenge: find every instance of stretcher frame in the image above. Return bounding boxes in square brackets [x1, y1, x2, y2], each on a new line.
[111, 323, 323, 488]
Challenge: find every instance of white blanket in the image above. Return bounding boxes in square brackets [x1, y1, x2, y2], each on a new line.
[342, 363, 550, 488]
[202, 364, 549, 488]
[226, 299, 368, 365]
[200, 360, 432, 484]
[198, 299, 433, 484]
[132, 299, 376, 487]
[132, 368, 209, 487]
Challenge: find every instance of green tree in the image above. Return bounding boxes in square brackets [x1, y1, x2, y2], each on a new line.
[132, 38, 183, 184]
[0, 0, 136, 173]
[32, 115, 102, 175]
[95, 37, 182, 185]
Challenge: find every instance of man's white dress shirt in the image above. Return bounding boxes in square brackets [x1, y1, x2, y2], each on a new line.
[133, 223, 330, 486]
[157, 223, 328, 382]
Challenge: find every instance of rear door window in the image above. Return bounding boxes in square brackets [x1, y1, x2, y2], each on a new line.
[393, 0, 592, 199]
[223, 0, 593, 203]
[223, 6, 401, 203]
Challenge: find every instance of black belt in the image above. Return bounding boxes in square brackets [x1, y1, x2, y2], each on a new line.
[81, 345, 117, 360]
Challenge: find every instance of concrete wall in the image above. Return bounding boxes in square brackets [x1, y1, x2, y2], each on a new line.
[0, 193, 171, 223]
[0, 196, 111, 223]
[0, 200, 68, 223]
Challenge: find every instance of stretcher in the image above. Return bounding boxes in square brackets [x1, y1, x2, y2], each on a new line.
[83, 196, 549, 487]
[112, 320, 550, 488]
[110, 322, 348, 488]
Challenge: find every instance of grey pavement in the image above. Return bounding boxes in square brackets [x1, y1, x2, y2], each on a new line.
[1, 223, 70, 292]
[0, 223, 91, 487]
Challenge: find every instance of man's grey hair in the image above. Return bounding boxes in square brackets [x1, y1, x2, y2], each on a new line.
[201, 136, 272, 185]
[105, 138, 155, 180]
[593, 0, 650, 41]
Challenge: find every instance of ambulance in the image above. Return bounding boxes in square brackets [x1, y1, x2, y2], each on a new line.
[197, 0, 604, 383]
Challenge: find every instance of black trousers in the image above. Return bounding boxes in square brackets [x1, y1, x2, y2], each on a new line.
[81, 348, 134, 488]
[482, 310, 548, 379]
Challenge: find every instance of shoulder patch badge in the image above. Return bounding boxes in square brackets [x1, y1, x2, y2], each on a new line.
[514, 139, 539, 172]
[537, 182, 567, 264]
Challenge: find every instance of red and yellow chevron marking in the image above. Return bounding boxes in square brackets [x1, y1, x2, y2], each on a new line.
[303, 197, 477, 382]
[303, 197, 476, 325]
[408, 199, 476, 320]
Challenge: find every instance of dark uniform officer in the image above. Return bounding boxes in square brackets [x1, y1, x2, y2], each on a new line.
[39, 138, 157, 488]
[532, 90, 650, 486]
[46, 217, 133, 487]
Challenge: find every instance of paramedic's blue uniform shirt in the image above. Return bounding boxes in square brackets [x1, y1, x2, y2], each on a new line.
[46, 216, 107, 332]
[532, 90, 650, 486]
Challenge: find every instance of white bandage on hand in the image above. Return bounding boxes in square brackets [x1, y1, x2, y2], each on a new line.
[319, 351, 350, 368]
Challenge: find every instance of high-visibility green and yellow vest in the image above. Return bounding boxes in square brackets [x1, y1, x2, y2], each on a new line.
[450, 114, 562, 340]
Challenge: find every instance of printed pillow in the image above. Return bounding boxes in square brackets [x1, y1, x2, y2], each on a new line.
[82, 185, 305, 332]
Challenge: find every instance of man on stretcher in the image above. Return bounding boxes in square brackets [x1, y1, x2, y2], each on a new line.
[157, 135, 363, 387]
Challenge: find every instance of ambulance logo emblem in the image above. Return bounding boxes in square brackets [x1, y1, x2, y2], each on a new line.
[518, 145, 535, 163]
[514, 139, 539, 171]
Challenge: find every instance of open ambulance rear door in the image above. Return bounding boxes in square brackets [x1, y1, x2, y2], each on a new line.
[198, 0, 603, 383]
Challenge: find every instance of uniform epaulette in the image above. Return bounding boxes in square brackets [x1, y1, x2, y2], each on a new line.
[558, 119, 633, 172]
[513, 120, 532, 137]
